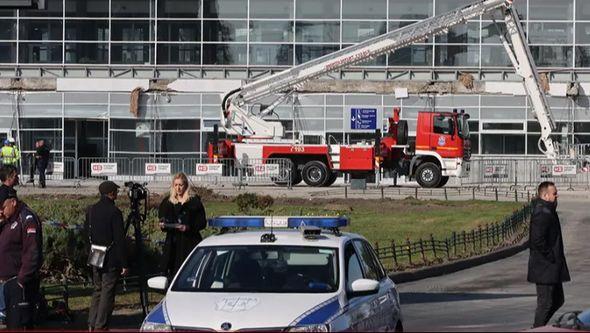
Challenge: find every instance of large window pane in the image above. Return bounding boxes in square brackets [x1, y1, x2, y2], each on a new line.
[157, 21, 200, 42]
[66, 20, 109, 41]
[0, 43, 16, 63]
[203, 44, 247, 65]
[20, 20, 62, 40]
[112, 0, 151, 17]
[111, 44, 154, 64]
[20, 130, 62, 153]
[529, 22, 572, 45]
[388, 45, 432, 66]
[162, 132, 201, 152]
[481, 134, 525, 154]
[65, 43, 108, 64]
[529, 0, 573, 20]
[435, 45, 479, 67]
[250, 0, 293, 19]
[250, 21, 293, 43]
[296, 45, 339, 64]
[0, 10, 16, 18]
[342, 0, 386, 19]
[576, 23, 590, 45]
[158, 0, 201, 18]
[576, 47, 590, 68]
[435, 22, 479, 44]
[112, 21, 151, 41]
[481, 45, 511, 67]
[0, 20, 16, 40]
[66, 0, 109, 17]
[296, 0, 339, 19]
[203, 20, 247, 42]
[157, 44, 200, 64]
[296, 22, 339, 43]
[111, 131, 149, 153]
[204, 0, 247, 18]
[531, 46, 572, 67]
[19, 43, 62, 63]
[20, 0, 63, 17]
[577, 0, 590, 20]
[342, 21, 386, 43]
[249, 44, 293, 66]
[436, 0, 476, 15]
[389, 0, 432, 19]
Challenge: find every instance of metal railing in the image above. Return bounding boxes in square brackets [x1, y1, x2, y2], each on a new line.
[374, 202, 533, 270]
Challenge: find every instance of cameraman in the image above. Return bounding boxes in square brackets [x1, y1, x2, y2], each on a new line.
[85, 181, 128, 331]
[158, 173, 207, 279]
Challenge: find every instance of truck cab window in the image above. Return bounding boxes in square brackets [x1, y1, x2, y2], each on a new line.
[434, 116, 454, 135]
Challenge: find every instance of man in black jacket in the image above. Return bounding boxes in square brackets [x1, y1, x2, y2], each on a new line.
[528, 181, 571, 327]
[34, 139, 50, 188]
[85, 181, 128, 331]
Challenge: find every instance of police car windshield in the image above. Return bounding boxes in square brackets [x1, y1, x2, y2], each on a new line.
[172, 246, 339, 293]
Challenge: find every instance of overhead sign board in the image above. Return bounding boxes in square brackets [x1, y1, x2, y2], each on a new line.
[350, 108, 377, 130]
[91, 163, 118, 176]
[145, 163, 171, 175]
[196, 163, 223, 175]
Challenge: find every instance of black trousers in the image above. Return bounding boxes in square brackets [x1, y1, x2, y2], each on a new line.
[534, 283, 565, 327]
[88, 268, 120, 330]
[3, 278, 40, 330]
[37, 162, 47, 188]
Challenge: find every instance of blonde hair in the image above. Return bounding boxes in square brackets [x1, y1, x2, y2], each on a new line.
[169, 172, 191, 204]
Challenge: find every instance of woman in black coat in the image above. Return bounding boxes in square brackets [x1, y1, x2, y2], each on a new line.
[158, 172, 207, 279]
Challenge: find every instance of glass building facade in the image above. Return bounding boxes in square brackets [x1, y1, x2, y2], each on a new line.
[1, 0, 590, 160]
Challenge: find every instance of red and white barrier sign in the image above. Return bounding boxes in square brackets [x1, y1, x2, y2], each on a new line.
[252, 164, 279, 176]
[145, 163, 171, 175]
[195, 164, 223, 175]
[53, 162, 64, 174]
[91, 163, 118, 176]
[540, 164, 577, 177]
[483, 165, 508, 178]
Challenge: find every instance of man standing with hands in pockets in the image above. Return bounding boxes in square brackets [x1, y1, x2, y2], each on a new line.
[528, 181, 571, 328]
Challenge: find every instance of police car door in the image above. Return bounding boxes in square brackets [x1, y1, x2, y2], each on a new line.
[343, 241, 388, 331]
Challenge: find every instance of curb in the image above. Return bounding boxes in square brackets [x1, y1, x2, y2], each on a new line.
[389, 237, 529, 284]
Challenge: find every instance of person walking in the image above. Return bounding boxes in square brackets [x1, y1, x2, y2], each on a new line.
[34, 139, 50, 188]
[0, 188, 43, 329]
[0, 138, 20, 168]
[528, 181, 571, 328]
[158, 173, 207, 279]
[85, 181, 129, 331]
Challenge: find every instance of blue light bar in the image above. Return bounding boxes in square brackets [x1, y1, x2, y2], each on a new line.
[208, 216, 349, 229]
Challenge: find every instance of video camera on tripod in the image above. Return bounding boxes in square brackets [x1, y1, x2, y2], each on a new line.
[124, 181, 148, 203]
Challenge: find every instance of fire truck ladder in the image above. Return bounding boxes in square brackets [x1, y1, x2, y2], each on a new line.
[222, 0, 513, 139]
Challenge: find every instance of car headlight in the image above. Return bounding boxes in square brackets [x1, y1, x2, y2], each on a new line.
[286, 324, 330, 332]
[140, 321, 172, 331]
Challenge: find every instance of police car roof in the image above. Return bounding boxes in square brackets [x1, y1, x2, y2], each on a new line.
[198, 229, 361, 248]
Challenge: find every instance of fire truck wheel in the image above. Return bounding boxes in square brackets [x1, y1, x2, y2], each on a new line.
[436, 176, 449, 188]
[415, 162, 441, 188]
[302, 161, 329, 187]
[323, 172, 338, 187]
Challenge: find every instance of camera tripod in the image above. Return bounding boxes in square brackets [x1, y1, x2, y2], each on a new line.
[125, 193, 149, 317]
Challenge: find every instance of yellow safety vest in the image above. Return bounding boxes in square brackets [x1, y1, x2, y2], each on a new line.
[1, 146, 20, 165]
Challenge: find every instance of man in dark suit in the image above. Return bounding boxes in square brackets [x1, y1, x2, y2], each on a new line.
[85, 181, 129, 330]
[528, 181, 570, 327]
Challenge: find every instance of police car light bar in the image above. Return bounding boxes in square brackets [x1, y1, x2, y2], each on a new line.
[208, 216, 349, 229]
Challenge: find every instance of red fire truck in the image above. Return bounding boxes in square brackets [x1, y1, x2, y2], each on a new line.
[209, 0, 561, 187]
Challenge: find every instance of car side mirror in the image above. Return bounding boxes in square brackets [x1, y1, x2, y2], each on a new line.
[348, 279, 380, 298]
[147, 276, 168, 290]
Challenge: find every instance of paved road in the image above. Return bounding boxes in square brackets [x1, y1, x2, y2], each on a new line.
[397, 194, 590, 332]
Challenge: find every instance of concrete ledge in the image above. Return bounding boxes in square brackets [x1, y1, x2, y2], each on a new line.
[389, 238, 530, 284]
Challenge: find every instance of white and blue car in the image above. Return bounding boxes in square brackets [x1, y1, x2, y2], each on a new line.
[141, 216, 403, 332]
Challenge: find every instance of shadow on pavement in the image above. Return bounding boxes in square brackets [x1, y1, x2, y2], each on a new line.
[401, 292, 535, 304]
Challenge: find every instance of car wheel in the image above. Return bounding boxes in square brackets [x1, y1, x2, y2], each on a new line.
[302, 161, 329, 187]
[415, 162, 441, 188]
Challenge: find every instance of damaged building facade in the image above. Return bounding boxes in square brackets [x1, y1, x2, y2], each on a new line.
[1, 0, 590, 164]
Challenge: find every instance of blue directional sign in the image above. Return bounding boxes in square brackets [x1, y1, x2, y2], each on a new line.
[351, 108, 377, 130]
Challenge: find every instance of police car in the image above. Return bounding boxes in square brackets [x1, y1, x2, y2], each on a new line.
[141, 216, 403, 332]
